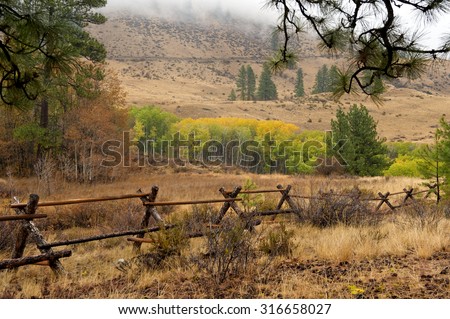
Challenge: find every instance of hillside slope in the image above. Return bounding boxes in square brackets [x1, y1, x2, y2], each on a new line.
[88, 12, 450, 143]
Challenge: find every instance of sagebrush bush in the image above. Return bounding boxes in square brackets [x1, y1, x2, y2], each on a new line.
[400, 201, 445, 231]
[299, 189, 380, 228]
[182, 204, 217, 234]
[200, 217, 256, 284]
[149, 223, 189, 260]
[259, 223, 296, 257]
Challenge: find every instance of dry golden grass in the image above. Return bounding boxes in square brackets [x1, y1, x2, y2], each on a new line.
[1, 172, 450, 298]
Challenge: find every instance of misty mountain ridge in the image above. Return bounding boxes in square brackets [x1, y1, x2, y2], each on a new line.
[90, 9, 449, 95]
[92, 9, 315, 61]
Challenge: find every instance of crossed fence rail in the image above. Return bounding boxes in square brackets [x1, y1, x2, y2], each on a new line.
[0, 182, 439, 275]
[0, 184, 297, 274]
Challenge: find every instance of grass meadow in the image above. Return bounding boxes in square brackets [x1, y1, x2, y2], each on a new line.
[1, 170, 450, 298]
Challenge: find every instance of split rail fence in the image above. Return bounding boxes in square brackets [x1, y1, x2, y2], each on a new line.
[0, 184, 298, 275]
[0, 182, 439, 275]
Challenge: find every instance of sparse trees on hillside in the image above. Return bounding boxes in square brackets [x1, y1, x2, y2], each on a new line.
[235, 65, 257, 101]
[257, 63, 278, 101]
[312, 65, 340, 94]
[267, 0, 450, 100]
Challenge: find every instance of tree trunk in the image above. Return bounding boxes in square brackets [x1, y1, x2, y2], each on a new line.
[36, 98, 49, 161]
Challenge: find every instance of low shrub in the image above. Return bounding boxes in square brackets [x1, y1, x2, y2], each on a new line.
[259, 223, 296, 257]
[299, 188, 380, 228]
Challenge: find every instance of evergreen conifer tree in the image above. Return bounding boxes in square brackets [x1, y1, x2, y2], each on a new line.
[236, 65, 247, 100]
[228, 89, 237, 101]
[295, 68, 305, 97]
[257, 63, 278, 101]
[329, 104, 390, 176]
[246, 65, 256, 101]
[312, 65, 329, 94]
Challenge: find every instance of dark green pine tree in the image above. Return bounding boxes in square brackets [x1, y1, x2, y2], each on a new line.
[329, 104, 390, 176]
[257, 63, 278, 101]
[246, 65, 256, 101]
[236, 65, 247, 100]
[312, 65, 329, 94]
[0, 0, 107, 107]
[295, 68, 305, 97]
[328, 65, 340, 92]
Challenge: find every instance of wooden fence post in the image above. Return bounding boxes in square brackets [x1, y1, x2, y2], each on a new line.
[425, 183, 441, 203]
[11, 194, 39, 260]
[133, 186, 160, 253]
[402, 188, 415, 205]
[375, 192, 396, 212]
[12, 194, 67, 276]
[275, 184, 302, 220]
[215, 186, 242, 224]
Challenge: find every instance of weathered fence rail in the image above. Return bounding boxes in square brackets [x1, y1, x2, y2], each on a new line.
[9, 192, 154, 209]
[1, 185, 290, 274]
[0, 250, 72, 270]
[0, 181, 439, 275]
[290, 184, 440, 213]
[0, 214, 47, 222]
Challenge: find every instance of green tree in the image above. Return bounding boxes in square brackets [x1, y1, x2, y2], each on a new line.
[228, 88, 237, 101]
[424, 116, 450, 200]
[0, 0, 107, 107]
[328, 65, 340, 92]
[257, 63, 278, 101]
[35, 0, 107, 158]
[267, 0, 450, 100]
[312, 65, 328, 94]
[246, 65, 256, 101]
[294, 68, 305, 97]
[270, 28, 280, 51]
[329, 104, 390, 176]
[130, 105, 180, 153]
[417, 130, 444, 201]
[236, 65, 247, 100]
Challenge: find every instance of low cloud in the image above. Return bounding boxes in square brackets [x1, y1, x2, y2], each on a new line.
[103, 0, 278, 24]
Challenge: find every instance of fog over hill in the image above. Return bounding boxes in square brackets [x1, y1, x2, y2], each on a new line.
[102, 0, 277, 24]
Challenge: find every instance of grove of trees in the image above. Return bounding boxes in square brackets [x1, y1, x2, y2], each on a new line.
[235, 65, 256, 101]
[312, 65, 339, 94]
[0, 0, 129, 184]
[233, 64, 278, 101]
